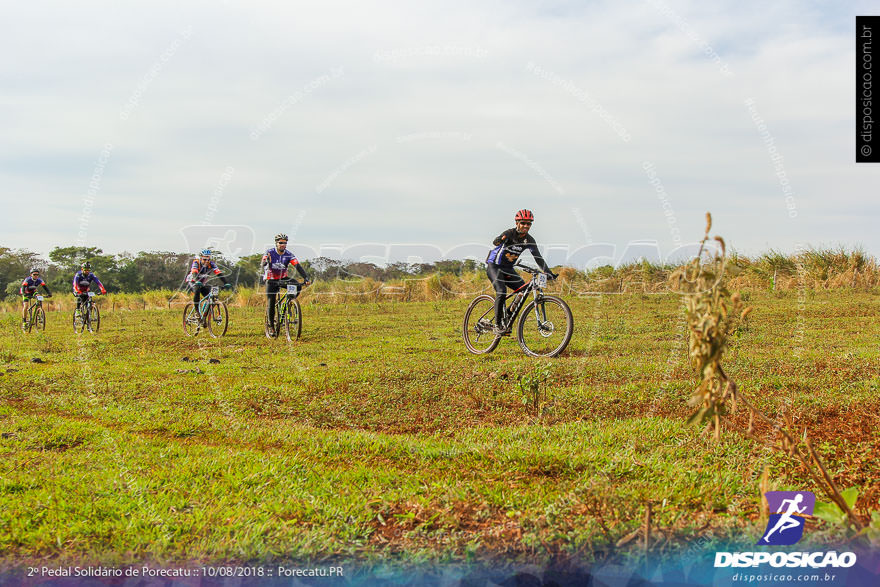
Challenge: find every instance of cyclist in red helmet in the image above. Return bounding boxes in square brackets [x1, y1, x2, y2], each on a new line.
[485, 209, 557, 334]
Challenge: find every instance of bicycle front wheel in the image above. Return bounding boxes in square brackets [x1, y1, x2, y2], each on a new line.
[462, 294, 501, 355]
[517, 296, 573, 357]
[208, 301, 228, 338]
[73, 305, 86, 333]
[88, 304, 100, 333]
[34, 307, 46, 332]
[284, 299, 302, 341]
[183, 303, 200, 336]
[23, 306, 35, 332]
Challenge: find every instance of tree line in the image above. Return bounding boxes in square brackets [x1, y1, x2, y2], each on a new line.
[0, 246, 484, 299]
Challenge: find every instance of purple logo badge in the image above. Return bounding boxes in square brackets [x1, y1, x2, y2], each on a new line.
[759, 491, 815, 545]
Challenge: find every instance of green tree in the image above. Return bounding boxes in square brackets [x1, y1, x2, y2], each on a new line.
[47, 247, 120, 292]
[134, 252, 192, 291]
[48, 246, 104, 271]
[234, 254, 265, 287]
[113, 254, 143, 293]
[310, 257, 342, 281]
[0, 247, 44, 300]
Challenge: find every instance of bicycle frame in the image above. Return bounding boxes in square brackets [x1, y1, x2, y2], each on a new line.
[183, 283, 228, 337]
[499, 266, 547, 329]
[272, 280, 303, 322]
[464, 263, 570, 357]
[198, 286, 221, 317]
[77, 293, 95, 312]
[27, 297, 44, 317]
[263, 279, 304, 341]
[23, 296, 45, 328]
[73, 291, 101, 334]
[73, 292, 96, 320]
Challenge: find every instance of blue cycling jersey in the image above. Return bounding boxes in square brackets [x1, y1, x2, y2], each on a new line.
[189, 258, 222, 281]
[73, 271, 105, 294]
[262, 248, 308, 281]
[486, 228, 549, 271]
[20, 276, 48, 296]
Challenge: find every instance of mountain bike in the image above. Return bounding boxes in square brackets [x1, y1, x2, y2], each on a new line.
[73, 292, 101, 334]
[22, 294, 51, 333]
[265, 279, 304, 341]
[463, 263, 573, 357]
[183, 285, 229, 337]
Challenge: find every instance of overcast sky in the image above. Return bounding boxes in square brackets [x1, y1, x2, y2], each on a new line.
[2, 0, 877, 266]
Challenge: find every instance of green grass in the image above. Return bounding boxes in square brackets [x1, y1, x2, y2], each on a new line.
[0, 290, 878, 566]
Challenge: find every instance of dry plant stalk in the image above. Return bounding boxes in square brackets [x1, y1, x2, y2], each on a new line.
[669, 213, 751, 439]
[670, 213, 864, 531]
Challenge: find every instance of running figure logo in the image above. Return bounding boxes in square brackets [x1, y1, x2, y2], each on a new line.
[759, 491, 815, 545]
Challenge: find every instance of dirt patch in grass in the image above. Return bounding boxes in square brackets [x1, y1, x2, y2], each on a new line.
[728, 402, 880, 519]
[367, 500, 530, 556]
[365, 494, 733, 562]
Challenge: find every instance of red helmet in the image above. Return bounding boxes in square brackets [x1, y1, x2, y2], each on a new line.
[515, 209, 534, 222]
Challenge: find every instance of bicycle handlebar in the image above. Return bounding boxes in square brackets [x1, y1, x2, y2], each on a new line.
[514, 263, 544, 274]
[275, 278, 311, 289]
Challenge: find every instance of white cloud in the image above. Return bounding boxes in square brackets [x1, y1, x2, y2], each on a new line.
[1, 0, 878, 262]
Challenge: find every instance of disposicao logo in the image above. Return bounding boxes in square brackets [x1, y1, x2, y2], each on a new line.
[714, 490, 857, 569]
[759, 491, 815, 546]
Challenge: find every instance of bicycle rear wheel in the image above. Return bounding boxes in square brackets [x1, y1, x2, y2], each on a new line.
[34, 307, 46, 332]
[208, 301, 228, 337]
[463, 294, 501, 354]
[284, 299, 302, 341]
[517, 295, 574, 357]
[183, 303, 200, 336]
[88, 304, 100, 333]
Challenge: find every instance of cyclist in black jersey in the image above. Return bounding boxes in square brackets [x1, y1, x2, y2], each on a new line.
[485, 209, 557, 334]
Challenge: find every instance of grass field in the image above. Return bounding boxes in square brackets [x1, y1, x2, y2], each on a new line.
[1, 290, 878, 569]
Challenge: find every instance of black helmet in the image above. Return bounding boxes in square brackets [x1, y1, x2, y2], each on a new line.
[274, 233, 288, 242]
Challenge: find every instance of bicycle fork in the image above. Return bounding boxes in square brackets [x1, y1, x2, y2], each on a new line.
[531, 294, 548, 325]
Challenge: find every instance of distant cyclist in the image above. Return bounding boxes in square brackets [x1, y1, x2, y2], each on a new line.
[261, 233, 311, 336]
[73, 262, 107, 305]
[187, 249, 232, 309]
[486, 209, 557, 334]
[20, 268, 52, 326]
